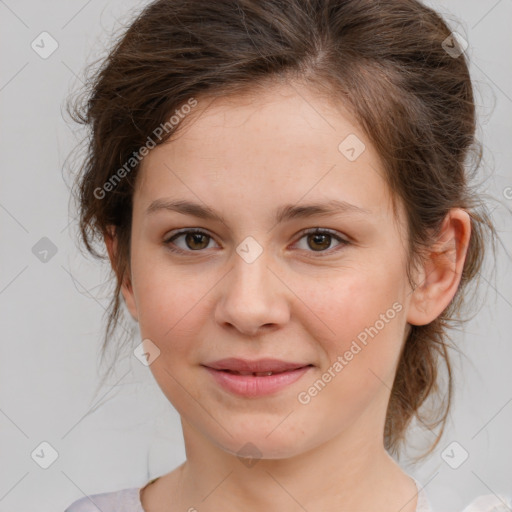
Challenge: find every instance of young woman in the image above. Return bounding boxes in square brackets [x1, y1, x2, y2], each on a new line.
[64, 0, 509, 511]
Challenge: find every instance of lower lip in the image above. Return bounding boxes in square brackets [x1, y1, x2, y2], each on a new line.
[203, 366, 312, 397]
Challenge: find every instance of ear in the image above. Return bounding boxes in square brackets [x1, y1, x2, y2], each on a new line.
[407, 208, 471, 326]
[104, 226, 139, 322]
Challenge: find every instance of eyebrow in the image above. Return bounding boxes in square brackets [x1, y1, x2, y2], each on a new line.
[146, 198, 371, 224]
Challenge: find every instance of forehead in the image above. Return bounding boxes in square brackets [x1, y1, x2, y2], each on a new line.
[161, 83, 369, 164]
[135, 82, 399, 225]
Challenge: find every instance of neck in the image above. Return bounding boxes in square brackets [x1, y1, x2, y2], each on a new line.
[170, 422, 418, 512]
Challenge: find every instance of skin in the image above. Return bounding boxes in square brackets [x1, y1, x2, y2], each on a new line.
[105, 82, 471, 512]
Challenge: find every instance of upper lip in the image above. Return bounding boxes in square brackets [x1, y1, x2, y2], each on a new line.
[203, 358, 312, 373]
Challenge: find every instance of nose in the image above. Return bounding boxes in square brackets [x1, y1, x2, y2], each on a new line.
[214, 249, 290, 337]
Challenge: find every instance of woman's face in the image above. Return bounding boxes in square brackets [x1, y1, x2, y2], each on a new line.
[121, 83, 417, 459]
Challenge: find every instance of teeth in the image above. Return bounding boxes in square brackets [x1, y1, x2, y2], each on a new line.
[221, 367, 309, 376]
[225, 370, 275, 376]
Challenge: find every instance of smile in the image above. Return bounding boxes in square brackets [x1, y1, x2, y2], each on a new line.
[203, 365, 313, 397]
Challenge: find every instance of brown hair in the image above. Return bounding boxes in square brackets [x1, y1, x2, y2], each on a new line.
[67, 0, 501, 460]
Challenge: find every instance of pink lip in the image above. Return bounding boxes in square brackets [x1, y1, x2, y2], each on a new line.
[202, 359, 313, 398]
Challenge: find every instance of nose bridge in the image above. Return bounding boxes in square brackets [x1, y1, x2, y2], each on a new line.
[215, 239, 288, 334]
[231, 233, 274, 293]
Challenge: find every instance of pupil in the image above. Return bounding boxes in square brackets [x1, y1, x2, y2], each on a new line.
[309, 233, 330, 251]
[187, 233, 209, 250]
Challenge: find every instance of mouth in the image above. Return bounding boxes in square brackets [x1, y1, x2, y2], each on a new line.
[203, 357, 313, 374]
[201, 358, 314, 397]
[215, 367, 312, 377]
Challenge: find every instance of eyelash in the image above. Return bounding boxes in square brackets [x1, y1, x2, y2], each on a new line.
[163, 228, 350, 257]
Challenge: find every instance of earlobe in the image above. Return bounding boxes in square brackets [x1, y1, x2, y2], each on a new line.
[104, 226, 139, 322]
[406, 209, 471, 326]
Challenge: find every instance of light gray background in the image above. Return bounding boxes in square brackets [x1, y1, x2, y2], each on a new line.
[0, 1, 511, 511]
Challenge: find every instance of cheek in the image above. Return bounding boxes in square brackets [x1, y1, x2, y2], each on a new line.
[303, 266, 407, 376]
[295, 273, 406, 429]
[134, 268, 207, 404]
[306, 265, 402, 330]
[132, 257, 208, 346]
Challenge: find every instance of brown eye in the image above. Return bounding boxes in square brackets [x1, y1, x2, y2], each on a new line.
[295, 228, 349, 256]
[307, 232, 332, 251]
[183, 232, 210, 250]
[164, 229, 217, 253]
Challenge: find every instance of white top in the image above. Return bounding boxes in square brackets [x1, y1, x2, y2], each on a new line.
[64, 476, 511, 512]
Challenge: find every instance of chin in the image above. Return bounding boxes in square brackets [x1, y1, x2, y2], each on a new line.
[213, 427, 314, 462]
